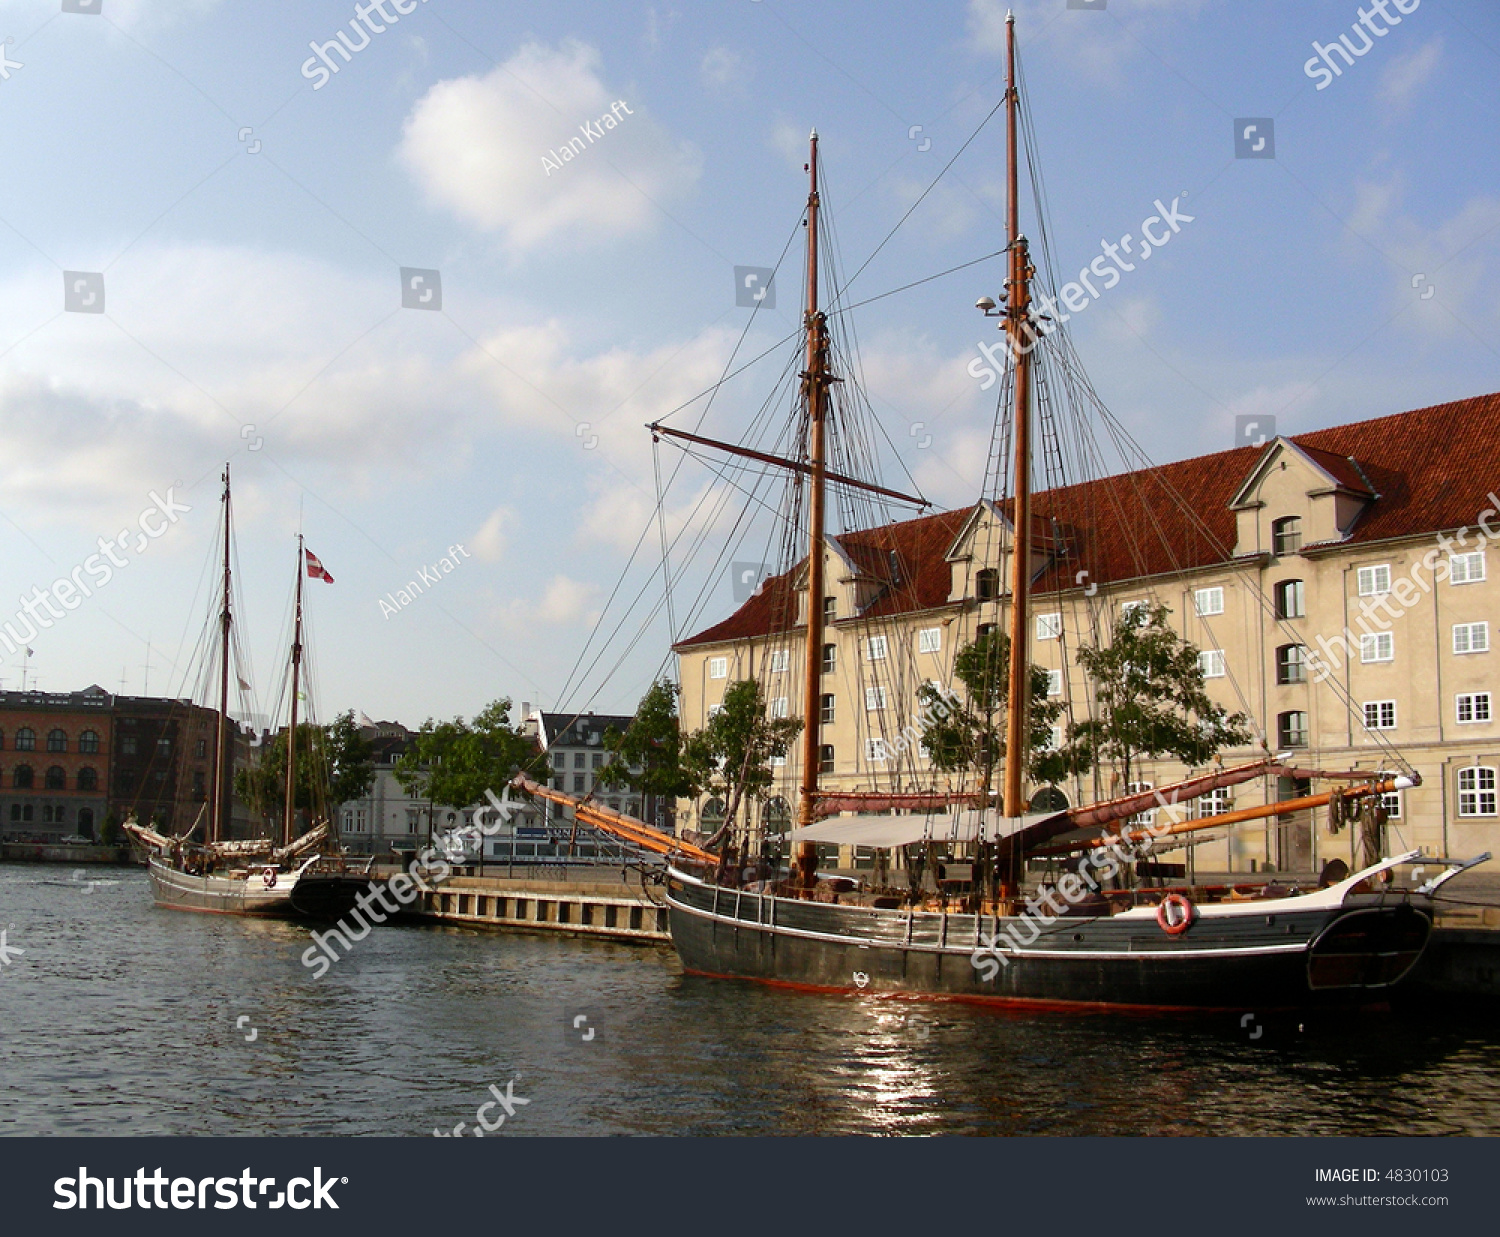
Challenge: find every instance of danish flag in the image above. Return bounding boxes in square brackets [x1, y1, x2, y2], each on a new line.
[305, 549, 335, 583]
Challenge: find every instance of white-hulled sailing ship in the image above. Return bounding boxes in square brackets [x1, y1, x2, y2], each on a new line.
[526, 13, 1487, 1010]
[125, 466, 368, 918]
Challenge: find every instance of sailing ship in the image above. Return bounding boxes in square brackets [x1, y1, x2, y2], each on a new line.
[125, 466, 368, 918]
[531, 13, 1487, 1010]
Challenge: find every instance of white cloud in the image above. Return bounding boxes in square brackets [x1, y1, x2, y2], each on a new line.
[0, 244, 490, 527]
[1379, 36, 1443, 109]
[397, 41, 701, 249]
[700, 46, 748, 92]
[966, 0, 1208, 84]
[769, 115, 812, 171]
[889, 177, 1002, 242]
[471, 506, 514, 563]
[7, 0, 219, 26]
[1343, 176, 1500, 340]
[499, 574, 601, 630]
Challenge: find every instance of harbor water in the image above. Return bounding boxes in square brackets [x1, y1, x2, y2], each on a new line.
[2, 863, 1498, 1137]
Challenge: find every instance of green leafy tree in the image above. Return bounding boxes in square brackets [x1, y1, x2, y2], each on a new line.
[1070, 601, 1253, 790]
[599, 680, 702, 805]
[234, 710, 374, 831]
[683, 679, 801, 847]
[393, 699, 540, 811]
[324, 710, 376, 807]
[918, 628, 1090, 800]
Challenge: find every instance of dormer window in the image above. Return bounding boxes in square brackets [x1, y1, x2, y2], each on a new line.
[822, 596, 836, 622]
[975, 568, 999, 600]
[1272, 516, 1302, 556]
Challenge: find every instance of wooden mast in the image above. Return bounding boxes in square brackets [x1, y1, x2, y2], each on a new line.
[209, 465, 232, 844]
[1001, 11, 1034, 823]
[795, 129, 832, 887]
[284, 534, 305, 848]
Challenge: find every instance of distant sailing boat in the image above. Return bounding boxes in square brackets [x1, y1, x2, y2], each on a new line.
[528, 14, 1487, 1009]
[125, 466, 366, 918]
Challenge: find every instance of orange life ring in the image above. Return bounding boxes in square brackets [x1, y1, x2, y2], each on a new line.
[263, 867, 277, 889]
[1156, 892, 1194, 935]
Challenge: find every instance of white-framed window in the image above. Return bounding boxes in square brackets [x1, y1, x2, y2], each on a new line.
[1458, 766, 1497, 817]
[917, 627, 941, 655]
[769, 696, 789, 719]
[1194, 587, 1224, 617]
[1274, 579, 1305, 620]
[917, 739, 931, 760]
[1197, 787, 1231, 817]
[865, 686, 888, 711]
[1044, 669, 1064, 697]
[768, 649, 790, 674]
[770, 753, 787, 768]
[1454, 622, 1490, 655]
[865, 738, 889, 763]
[1036, 612, 1063, 640]
[1379, 790, 1402, 819]
[1360, 632, 1394, 663]
[1450, 551, 1486, 585]
[1198, 649, 1226, 679]
[708, 703, 724, 718]
[1457, 692, 1492, 724]
[1126, 781, 1154, 826]
[867, 635, 889, 661]
[1357, 564, 1391, 597]
[708, 656, 728, 680]
[1121, 600, 1149, 621]
[1043, 725, 1063, 751]
[1362, 700, 1396, 730]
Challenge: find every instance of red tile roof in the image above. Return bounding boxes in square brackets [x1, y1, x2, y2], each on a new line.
[674, 390, 1500, 649]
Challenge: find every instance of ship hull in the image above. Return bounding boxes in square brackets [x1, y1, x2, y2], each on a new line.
[146, 857, 302, 916]
[288, 873, 371, 920]
[665, 871, 1432, 1011]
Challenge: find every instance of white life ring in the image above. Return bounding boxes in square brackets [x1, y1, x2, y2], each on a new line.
[1156, 892, 1194, 935]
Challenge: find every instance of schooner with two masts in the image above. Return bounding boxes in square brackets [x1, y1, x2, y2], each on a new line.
[524, 13, 1483, 1009]
[125, 466, 366, 917]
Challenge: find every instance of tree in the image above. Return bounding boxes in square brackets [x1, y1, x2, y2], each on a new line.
[918, 628, 1089, 800]
[233, 710, 374, 831]
[598, 680, 701, 807]
[324, 710, 376, 808]
[682, 679, 801, 848]
[1070, 602, 1253, 790]
[393, 699, 539, 811]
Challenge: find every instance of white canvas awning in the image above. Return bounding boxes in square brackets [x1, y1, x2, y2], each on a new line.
[787, 809, 1069, 850]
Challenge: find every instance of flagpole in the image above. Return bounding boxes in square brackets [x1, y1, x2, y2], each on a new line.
[284, 534, 305, 849]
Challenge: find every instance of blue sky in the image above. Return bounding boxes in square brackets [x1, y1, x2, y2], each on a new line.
[0, 0, 1495, 729]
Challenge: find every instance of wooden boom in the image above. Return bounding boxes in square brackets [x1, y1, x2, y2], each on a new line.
[510, 775, 719, 864]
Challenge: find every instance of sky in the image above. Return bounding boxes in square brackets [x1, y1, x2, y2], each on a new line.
[0, 0, 1495, 730]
